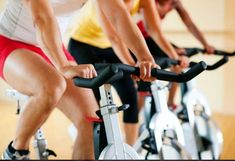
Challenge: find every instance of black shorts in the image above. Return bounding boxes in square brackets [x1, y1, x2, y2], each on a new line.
[68, 39, 139, 123]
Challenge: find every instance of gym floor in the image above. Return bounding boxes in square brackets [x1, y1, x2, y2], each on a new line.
[0, 89, 235, 159]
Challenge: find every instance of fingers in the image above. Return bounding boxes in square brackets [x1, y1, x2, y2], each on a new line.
[91, 66, 98, 77]
[87, 64, 97, 78]
[138, 61, 158, 82]
[139, 62, 147, 80]
[79, 64, 97, 79]
[205, 45, 215, 55]
[179, 56, 189, 68]
[60, 64, 97, 79]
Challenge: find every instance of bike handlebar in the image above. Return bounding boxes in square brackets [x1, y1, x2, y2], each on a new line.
[185, 47, 235, 57]
[184, 47, 231, 70]
[189, 56, 229, 71]
[73, 62, 207, 88]
[156, 58, 180, 69]
[73, 65, 118, 88]
[157, 57, 223, 71]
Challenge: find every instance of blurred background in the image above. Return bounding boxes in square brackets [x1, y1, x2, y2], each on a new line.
[0, 0, 234, 159]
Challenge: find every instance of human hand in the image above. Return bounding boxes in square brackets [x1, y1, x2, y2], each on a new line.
[133, 60, 160, 82]
[178, 55, 190, 68]
[59, 64, 97, 79]
[175, 48, 187, 56]
[205, 44, 215, 55]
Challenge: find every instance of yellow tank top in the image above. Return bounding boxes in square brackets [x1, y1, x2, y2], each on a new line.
[71, 0, 140, 49]
[130, 0, 140, 16]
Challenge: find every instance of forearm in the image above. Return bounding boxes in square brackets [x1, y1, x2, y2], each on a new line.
[176, 1, 209, 48]
[187, 24, 209, 47]
[27, 0, 70, 70]
[112, 12, 153, 62]
[140, 0, 178, 60]
[150, 31, 179, 59]
[111, 40, 136, 65]
[95, 3, 136, 65]
[35, 17, 70, 69]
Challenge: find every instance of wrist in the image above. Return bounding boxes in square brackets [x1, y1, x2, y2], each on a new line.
[126, 60, 136, 66]
[58, 63, 72, 73]
[138, 54, 155, 63]
[202, 42, 209, 48]
[55, 58, 71, 70]
[169, 54, 179, 60]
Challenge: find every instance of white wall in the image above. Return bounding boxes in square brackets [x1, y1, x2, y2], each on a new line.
[162, 0, 235, 114]
[162, 0, 225, 32]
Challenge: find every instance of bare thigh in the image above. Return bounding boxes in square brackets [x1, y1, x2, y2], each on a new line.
[3, 49, 64, 97]
[57, 79, 99, 126]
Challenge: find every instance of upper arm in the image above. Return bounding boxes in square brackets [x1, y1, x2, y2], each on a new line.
[140, 0, 162, 33]
[25, 0, 55, 26]
[175, 1, 193, 25]
[96, 0, 130, 25]
[96, 6, 120, 42]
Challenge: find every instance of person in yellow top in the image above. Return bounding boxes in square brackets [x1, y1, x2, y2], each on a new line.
[68, 0, 140, 147]
[68, 0, 187, 147]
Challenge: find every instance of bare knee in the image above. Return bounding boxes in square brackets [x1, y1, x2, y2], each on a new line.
[74, 116, 93, 133]
[36, 75, 67, 108]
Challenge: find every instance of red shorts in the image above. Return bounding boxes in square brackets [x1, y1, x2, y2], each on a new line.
[0, 35, 74, 79]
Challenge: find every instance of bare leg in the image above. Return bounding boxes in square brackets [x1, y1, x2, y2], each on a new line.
[138, 94, 145, 111]
[122, 92, 147, 146]
[56, 79, 99, 159]
[168, 82, 178, 105]
[168, 66, 182, 106]
[3, 49, 66, 150]
[124, 123, 139, 146]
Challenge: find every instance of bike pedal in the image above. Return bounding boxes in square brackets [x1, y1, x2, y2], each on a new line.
[141, 135, 158, 154]
[117, 104, 130, 111]
[43, 149, 57, 157]
[95, 110, 102, 119]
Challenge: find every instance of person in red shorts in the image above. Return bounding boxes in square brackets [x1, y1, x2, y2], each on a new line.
[0, 0, 157, 159]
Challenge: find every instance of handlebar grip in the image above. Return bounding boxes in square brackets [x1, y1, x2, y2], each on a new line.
[157, 58, 180, 69]
[189, 56, 229, 71]
[151, 61, 207, 82]
[207, 56, 229, 70]
[73, 65, 118, 88]
[181, 61, 207, 81]
[114, 63, 140, 75]
[214, 50, 235, 57]
[185, 48, 205, 57]
[185, 47, 235, 57]
[95, 63, 140, 75]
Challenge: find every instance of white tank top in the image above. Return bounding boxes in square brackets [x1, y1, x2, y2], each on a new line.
[0, 0, 86, 45]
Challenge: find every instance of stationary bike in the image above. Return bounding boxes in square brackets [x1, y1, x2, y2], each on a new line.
[74, 64, 140, 160]
[176, 47, 234, 159]
[133, 60, 207, 159]
[5, 89, 57, 160]
[74, 63, 207, 160]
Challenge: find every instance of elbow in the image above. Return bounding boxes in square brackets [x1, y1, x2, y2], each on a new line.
[147, 26, 161, 39]
[108, 5, 130, 28]
[107, 34, 121, 45]
[33, 13, 54, 29]
[147, 28, 155, 37]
